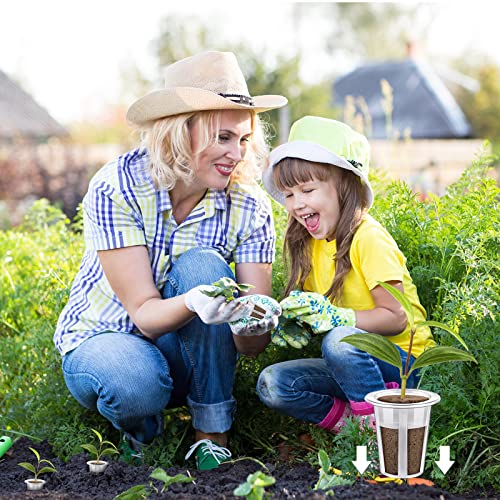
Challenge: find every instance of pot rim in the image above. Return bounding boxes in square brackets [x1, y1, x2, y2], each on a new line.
[86, 460, 108, 465]
[24, 478, 46, 484]
[365, 388, 440, 408]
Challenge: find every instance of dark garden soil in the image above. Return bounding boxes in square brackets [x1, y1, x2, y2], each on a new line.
[0, 437, 497, 499]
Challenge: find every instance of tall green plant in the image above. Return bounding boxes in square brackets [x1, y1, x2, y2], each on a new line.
[341, 282, 477, 398]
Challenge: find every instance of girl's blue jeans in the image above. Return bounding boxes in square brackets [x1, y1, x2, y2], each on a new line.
[61, 247, 237, 444]
[257, 326, 419, 424]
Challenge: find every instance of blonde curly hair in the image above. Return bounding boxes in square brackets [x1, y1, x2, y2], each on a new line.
[140, 110, 270, 190]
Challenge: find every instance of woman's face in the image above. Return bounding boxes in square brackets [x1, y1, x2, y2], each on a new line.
[190, 109, 253, 190]
[282, 176, 341, 241]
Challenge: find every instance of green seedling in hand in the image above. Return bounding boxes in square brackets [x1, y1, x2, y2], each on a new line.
[18, 447, 57, 481]
[201, 277, 254, 301]
[81, 429, 119, 462]
[234, 470, 276, 500]
[341, 282, 477, 399]
[114, 468, 194, 499]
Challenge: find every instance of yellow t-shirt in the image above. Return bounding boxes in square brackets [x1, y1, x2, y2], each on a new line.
[303, 214, 434, 357]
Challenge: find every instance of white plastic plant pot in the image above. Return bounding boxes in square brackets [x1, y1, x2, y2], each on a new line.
[87, 460, 109, 473]
[365, 388, 441, 478]
[25, 478, 46, 490]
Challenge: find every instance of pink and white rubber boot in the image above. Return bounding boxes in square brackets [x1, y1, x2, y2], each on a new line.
[317, 382, 399, 434]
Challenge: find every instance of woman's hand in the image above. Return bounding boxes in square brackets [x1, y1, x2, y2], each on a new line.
[184, 285, 253, 324]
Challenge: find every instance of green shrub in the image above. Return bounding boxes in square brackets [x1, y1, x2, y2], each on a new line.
[1, 146, 498, 493]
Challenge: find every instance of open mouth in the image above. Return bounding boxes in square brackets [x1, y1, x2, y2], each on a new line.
[302, 213, 320, 232]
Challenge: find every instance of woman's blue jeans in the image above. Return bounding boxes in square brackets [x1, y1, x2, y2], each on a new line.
[257, 326, 419, 424]
[62, 247, 237, 444]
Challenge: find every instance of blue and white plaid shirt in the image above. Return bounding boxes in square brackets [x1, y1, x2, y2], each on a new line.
[54, 148, 275, 355]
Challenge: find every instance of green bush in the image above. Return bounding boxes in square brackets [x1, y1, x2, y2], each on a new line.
[0, 147, 498, 492]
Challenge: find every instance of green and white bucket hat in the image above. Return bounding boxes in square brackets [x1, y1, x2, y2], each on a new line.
[263, 116, 373, 208]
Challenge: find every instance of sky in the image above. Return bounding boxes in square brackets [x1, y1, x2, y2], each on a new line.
[1, 1, 499, 125]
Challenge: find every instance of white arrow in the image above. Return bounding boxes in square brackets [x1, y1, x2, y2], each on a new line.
[435, 446, 455, 474]
[352, 445, 371, 474]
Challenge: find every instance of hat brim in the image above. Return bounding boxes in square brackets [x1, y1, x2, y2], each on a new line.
[126, 87, 287, 125]
[262, 141, 374, 208]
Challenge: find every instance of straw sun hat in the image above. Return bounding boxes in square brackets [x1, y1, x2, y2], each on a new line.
[126, 51, 288, 125]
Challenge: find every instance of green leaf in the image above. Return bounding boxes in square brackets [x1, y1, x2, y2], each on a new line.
[234, 482, 252, 496]
[114, 484, 152, 500]
[341, 333, 402, 369]
[377, 282, 414, 327]
[18, 462, 36, 475]
[29, 447, 41, 462]
[163, 474, 195, 487]
[149, 467, 169, 483]
[91, 429, 103, 443]
[419, 320, 470, 351]
[410, 346, 478, 373]
[102, 440, 118, 449]
[101, 447, 119, 457]
[38, 466, 57, 475]
[81, 444, 99, 457]
[318, 449, 331, 472]
[40, 458, 56, 469]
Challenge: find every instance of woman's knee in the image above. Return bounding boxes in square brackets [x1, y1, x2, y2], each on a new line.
[167, 247, 234, 294]
[63, 334, 173, 418]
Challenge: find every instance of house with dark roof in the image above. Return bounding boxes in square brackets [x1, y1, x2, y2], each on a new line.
[0, 68, 68, 142]
[333, 58, 472, 139]
[331, 54, 486, 197]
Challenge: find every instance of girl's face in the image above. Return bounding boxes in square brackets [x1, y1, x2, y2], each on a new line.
[283, 176, 341, 240]
[190, 109, 252, 191]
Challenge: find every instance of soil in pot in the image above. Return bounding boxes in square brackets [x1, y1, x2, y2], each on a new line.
[381, 426, 426, 475]
[378, 394, 430, 476]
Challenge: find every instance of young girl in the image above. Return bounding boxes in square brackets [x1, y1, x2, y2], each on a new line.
[257, 116, 434, 433]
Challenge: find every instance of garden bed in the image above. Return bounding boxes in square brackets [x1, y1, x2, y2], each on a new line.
[0, 438, 495, 499]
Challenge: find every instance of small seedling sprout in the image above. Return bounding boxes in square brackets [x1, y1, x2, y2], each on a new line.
[233, 470, 276, 500]
[81, 429, 119, 462]
[200, 277, 254, 301]
[18, 447, 57, 481]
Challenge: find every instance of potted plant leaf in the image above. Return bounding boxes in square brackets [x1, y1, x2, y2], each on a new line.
[341, 282, 477, 478]
[81, 429, 119, 473]
[18, 447, 57, 490]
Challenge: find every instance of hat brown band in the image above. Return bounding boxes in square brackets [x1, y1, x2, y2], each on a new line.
[219, 93, 254, 106]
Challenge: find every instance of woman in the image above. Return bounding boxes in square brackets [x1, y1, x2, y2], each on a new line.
[54, 51, 287, 470]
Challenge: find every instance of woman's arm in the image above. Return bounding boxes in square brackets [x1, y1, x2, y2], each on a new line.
[355, 280, 408, 336]
[98, 245, 195, 339]
[233, 262, 273, 356]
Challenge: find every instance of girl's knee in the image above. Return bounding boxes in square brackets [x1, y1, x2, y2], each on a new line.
[256, 367, 282, 409]
[321, 326, 358, 358]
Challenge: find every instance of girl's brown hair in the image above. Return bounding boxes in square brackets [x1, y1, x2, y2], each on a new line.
[274, 158, 369, 304]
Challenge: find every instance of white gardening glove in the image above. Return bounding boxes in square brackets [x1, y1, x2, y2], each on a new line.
[184, 285, 253, 325]
[229, 295, 281, 336]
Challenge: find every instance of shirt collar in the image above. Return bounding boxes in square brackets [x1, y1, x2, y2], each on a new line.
[156, 188, 228, 214]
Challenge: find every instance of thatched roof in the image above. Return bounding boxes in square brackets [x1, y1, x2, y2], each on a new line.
[334, 59, 472, 139]
[0, 68, 68, 141]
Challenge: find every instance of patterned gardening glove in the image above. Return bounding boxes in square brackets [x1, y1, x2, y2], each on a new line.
[229, 294, 281, 336]
[280, 290, 356, 334]
[271, 317, 312, 349]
